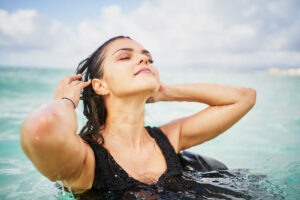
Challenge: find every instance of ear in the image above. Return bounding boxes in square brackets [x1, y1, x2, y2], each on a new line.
[92, 78, 109, 95]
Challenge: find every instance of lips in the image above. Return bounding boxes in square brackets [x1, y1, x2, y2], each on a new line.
[134, 67, 153, 76]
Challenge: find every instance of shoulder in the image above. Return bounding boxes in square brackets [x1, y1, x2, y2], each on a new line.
[149, 122, 181, 154]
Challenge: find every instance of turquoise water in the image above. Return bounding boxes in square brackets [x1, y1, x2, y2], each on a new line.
[0, 66, 299, 199]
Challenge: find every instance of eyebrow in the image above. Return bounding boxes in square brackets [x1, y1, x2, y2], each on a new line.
[112, 48, 151, 56]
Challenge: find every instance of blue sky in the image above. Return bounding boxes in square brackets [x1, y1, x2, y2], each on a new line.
[0, 0, 299, 70]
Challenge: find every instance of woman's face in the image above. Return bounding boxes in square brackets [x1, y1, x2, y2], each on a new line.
[98, 38, 160, 99]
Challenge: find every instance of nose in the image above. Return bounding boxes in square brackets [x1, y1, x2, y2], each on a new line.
[137, 54, 148, 65]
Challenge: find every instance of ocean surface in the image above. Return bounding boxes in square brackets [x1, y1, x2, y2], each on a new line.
[0, 66, 299, 199]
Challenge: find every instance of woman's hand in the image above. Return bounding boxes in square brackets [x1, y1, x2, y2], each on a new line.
[146, 82, 169, 103]
[53, 74, 91, 108]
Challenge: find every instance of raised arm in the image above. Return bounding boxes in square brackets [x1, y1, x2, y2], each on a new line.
[151, 82, 256, 153]
[20, 74, 93, 191]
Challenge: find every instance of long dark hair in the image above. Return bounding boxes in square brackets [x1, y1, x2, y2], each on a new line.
[75, 36, 131, 145]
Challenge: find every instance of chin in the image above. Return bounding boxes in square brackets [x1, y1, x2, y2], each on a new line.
[142, 82, 159, 92]
[133, 80, 159, 95]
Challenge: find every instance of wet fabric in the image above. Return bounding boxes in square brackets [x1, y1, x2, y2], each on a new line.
[178, 150, 228, 172]
[86, 126, 183, 191]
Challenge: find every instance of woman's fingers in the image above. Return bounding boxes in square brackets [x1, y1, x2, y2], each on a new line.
[54, 74, 91, 103]
[70, 80, 82, 86]
[78, 79, 92, 89]
[146, 96, 155, 103]
[61, 74, 91, 89]
[57, 74, 91, 91]
[64, 74, 83, 84]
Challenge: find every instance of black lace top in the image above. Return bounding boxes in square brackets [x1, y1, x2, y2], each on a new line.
[85, 126, 183, 191]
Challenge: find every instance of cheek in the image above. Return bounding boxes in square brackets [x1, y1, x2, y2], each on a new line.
[105, 65, 133, 92]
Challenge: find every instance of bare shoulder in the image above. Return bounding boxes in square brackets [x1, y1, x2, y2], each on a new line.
[65, 136, 95, 192]
[157, 119, 181, 154]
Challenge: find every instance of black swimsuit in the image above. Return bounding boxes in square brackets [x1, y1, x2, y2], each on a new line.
[85, 126, 183, 191]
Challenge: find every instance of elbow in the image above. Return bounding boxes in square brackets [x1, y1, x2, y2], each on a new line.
[20, 112, 59, 153]
[240, 87, 257, 108]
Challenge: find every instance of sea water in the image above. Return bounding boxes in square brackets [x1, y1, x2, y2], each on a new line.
[0, 66, 299, 199]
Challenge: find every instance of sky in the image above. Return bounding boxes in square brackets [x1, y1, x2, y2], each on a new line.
[0, 0, 299, 71]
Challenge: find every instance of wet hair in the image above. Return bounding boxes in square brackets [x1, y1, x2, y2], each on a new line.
[76, 35, 131, 145]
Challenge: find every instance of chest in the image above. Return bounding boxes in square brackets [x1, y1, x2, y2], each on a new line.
[106, 142, 168, 184]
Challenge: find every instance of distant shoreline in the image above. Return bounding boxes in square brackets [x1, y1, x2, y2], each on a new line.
[267, 68, 300, 76]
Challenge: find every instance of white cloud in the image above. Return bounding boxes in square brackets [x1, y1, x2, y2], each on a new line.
[0, 0, 299, 70]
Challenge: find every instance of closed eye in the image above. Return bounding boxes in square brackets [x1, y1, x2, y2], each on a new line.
[120, 56, 130, 60]
[119, 55, 153, 63]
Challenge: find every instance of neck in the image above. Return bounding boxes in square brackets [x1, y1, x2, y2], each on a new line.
[102, 95, 149, 150]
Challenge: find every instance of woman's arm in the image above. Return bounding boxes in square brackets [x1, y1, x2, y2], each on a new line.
[154, 82, 256, 153]
[20, 74, 93, 191]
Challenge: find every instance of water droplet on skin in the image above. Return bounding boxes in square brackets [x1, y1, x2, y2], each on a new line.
[34, 136, 40, 141]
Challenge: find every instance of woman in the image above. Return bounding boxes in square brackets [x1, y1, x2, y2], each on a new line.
[20, 36, 256, 194]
